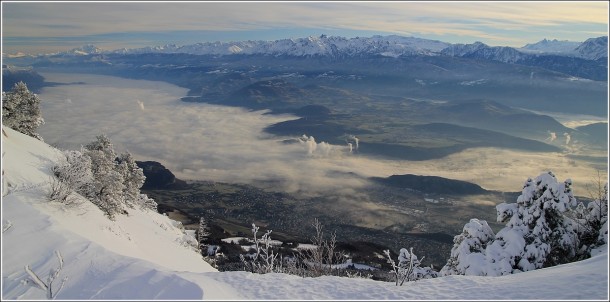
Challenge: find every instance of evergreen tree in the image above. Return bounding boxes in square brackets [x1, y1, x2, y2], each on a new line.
[197, 216, 211, 253]
[79, 134, 156, 218]
[83, 135, 125, 220]
[587, 183, 608, 246]
[442, 171, 602, 277]
[2, 82, 44, 140]
[440, 218, 494, 276]
[574, 183, 608, 256]
[49, 149, 94, 204]
[116, 152, 146, 208]
[52, 149, 94, 195]
[485, 171, 578, 276]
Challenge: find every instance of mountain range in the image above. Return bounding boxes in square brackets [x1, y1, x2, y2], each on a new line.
[63, 35, 452, 58]
[45, 35, 607, 62]
[18, 34, 603, 82]
[9, 34, 603, 65]
[54, 35, 608, 62]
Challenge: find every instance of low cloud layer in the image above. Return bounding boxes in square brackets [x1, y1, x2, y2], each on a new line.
[38, 73, 606, 196]
[37, 73, 373, 195]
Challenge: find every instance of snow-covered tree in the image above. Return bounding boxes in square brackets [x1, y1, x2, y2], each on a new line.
[197, 216, 211, 252]
[485, 171, 579, 276]
[64, 134, 157, 219]
[116, 152, 145, 208]
[2, 82, 44, 140]
[599, 220, 608, 247]
[138, 194, 158, 211]
[586, 183, 608, 246]
[83, 135, 126, 220]
[573, 182, 608, 256]
[48, 149, 93, 204]
[440, 218, 495, 276]
[52, 149, 94, 194]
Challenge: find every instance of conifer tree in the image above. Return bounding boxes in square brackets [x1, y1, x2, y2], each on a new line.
[574, 182, 608, 256]
[440, 172, 597, 277]
[116, 152, 146, 208]
[440, 218, 494, 276]
[53, 149, 94, 195]
[485, 171, 578, 276]
[83, 135, 125, 220]
[197, 216, 211, 253]
[2, 82, 44, 140]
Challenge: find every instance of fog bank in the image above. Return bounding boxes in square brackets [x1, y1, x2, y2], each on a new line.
[37, 73, 606, 195]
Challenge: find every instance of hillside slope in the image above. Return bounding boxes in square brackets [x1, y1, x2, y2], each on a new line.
[1, 126, 240, 300]
[1, 126, 608, 300]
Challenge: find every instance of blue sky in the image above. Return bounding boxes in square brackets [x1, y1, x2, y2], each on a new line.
[2, 1, 608, 54]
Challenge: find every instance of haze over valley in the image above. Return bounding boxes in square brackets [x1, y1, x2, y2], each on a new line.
[33, 72, 605, 195]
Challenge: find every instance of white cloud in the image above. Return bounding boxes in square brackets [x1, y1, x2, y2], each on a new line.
[136, 99, 145, 111]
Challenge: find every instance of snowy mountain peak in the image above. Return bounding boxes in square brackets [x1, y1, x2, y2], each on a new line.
[574, 36, 608, 60]
[65, 44, 103, 55]
[521, 38, 580, 54]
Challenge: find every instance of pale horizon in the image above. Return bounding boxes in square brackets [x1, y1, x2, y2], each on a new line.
[2, 1, 608, 54]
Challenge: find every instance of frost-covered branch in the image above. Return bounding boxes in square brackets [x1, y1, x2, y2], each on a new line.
[242, 224, 281, 274]
[301, 218, 344, 276]
[47, 176, 76, 205]
[2, 220, 13, 233]
[24, 251, 68, 299]
[384, 247, 433, 286]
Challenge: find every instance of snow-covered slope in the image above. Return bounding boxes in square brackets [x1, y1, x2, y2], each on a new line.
[440, 39, 608, 81]
[520, 36, 608, 60]
[1, 126, 608, 300]
[574, 36, 609, 60]
[440, 41, 530, 63]
[1, 126, 238, 300]
[520, 38, 581, 54]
